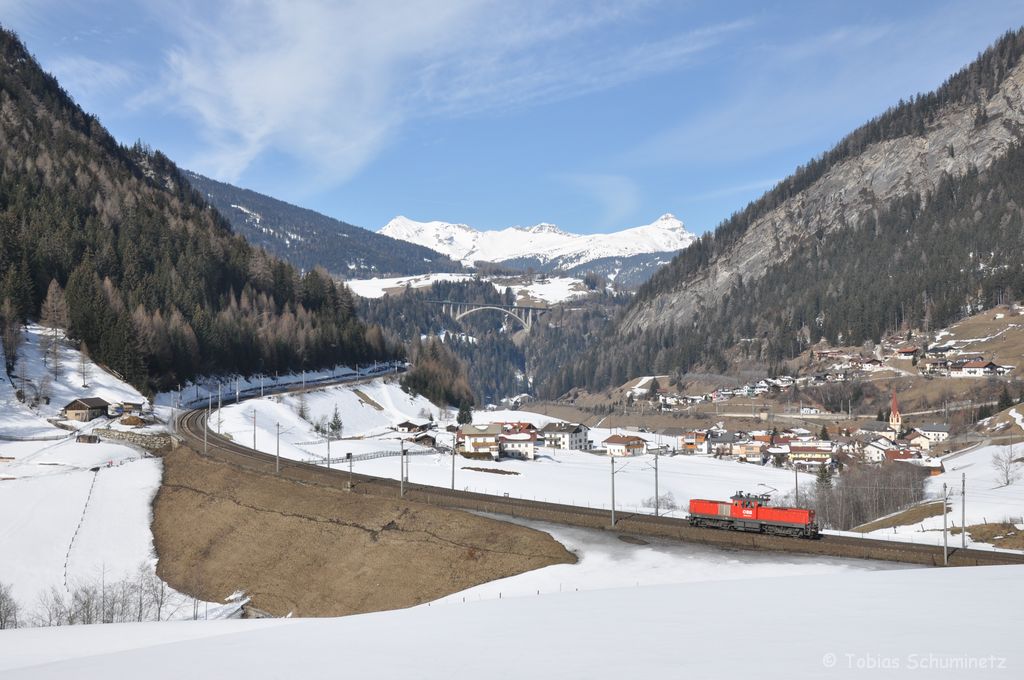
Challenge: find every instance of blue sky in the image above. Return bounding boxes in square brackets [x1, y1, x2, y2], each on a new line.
[3, 1, 1024, 235]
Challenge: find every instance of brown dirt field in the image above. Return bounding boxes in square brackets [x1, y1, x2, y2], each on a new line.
[351, 389, 384, 411]
[152, 445, 575, 617]
[951, 522, 1024, 549]
[853, 501, 948, 533]
[463, 466, 520, 475]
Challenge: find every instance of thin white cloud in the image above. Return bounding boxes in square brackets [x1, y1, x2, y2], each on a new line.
[680, 178, 779, 203]
[47, 55, 134, 102]
[142, 0, 739, 186]
[556, 173, 641, 230]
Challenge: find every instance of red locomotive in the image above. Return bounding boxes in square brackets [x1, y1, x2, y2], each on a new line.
[688, 492, 819, 539]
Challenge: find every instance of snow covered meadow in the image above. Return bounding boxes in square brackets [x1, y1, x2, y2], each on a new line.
[216, 390, 817, 515]
[343, 271, 591, 304]
[5, 358, 1024, 678]
[0, 327, 236, 622]
[1, 563, 1020, 679]
[855, 437, 1024, 547]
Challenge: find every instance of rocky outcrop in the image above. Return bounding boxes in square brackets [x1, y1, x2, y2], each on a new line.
[621, 58, 1024, 334]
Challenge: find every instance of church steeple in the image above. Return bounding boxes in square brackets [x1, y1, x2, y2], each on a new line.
[889, 389, 902, 436]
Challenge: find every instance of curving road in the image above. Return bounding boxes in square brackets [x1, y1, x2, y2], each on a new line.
[174, 407, 1024, 568]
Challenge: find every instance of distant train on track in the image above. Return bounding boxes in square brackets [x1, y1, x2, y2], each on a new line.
[688, 492, 820, 539]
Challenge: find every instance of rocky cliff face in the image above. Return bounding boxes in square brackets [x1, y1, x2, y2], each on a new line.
[621, 57, 1024, 335]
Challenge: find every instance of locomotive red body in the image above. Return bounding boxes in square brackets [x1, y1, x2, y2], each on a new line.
[688, 492, 819, 538]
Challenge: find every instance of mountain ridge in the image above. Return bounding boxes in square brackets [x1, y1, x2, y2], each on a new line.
[184, 172, 463, 278]
[541, 26, 1024, 393]
[380, 213, 695, 286]
[0, 27, 388, 391]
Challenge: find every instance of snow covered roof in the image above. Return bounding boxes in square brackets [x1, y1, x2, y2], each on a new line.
[64, 397, 111, 410]
[460, 424, 502, 436]
[603, 434, 646, 445]
[500, 432, 536, 442]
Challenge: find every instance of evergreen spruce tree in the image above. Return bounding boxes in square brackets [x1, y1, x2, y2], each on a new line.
[330, 405, 343, 436]
[816, 460, 833, 489]
[998, 385, 1014, 412]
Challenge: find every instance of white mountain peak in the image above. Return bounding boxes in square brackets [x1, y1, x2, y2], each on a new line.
[380, 214, 694, 268]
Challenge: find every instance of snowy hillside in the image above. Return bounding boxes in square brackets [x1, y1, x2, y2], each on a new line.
[0, 327, 233, 620]
[2, 564, 1020, 679]
[379, 213, 695, 269]
[344, 272, 590, 304]
[855, 434, 1024, 548]
[215, 393, 816, 517]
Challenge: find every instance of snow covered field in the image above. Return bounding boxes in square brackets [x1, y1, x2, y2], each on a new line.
[0, 327, 233, 620]
[216, 385, 815, 515]
[343, 271, 590, 304]
[0, 325, 146, 438]
[434, 515, 906, 603]
[2, 563, 1020, 679]
[859, 437, 1024, 547]
[343, 273, 475, 299]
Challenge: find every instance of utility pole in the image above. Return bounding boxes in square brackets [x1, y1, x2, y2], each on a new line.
[610, 456, 616, 527]
[943, 482, 949, 566]
[275, 422, 281, 474]
[400, 440, 405, 497]
[260, 375, 264, 397]
[961, 472, 966, 549]
[204, 396, 210, 455]
[327, 432, 331, 469]
[252, 410, 257, 451]
[654, 448, 660, 517]
[348, 453, 353, 491]
[794, 465, 800, 505]
[451, 447, 456, 490]
[217, 382, 222, 434]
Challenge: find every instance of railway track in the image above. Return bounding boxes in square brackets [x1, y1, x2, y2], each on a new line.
[174, 408, 1024, 568]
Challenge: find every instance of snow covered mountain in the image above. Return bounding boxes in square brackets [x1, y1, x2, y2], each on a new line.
[380, 213, 696, 273]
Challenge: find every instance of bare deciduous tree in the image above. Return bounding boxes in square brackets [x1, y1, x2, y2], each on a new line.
[0, 581, 20, 629]
[39, 279, 68, 376]
[780, 463, 929, 530]
[28, 563, 183, 627]
[992, 447, 1020, 487]
[0, 298, 23, 375]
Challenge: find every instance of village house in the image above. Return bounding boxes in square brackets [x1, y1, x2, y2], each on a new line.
[707, 432, 738, 458]
[927, 343, 956, 357]
[680, 430, 709, 455]
[788, 442, 834, 468]
[106, 401, 147, 417]
[657, 427, 687, 450]
[603, 434, 647, 457]
[863, 438, 896, 463]
[907, 431, 931, 450]
[908, 424, 950, 451]
[894, 347, 918, 360]
[458, 423, 502, 459]
[733, 440, 766, 463]
[411, 432, 437, 448]
[924, 359, 950, 375]
[499, 431, 537, 460]
[883, 449, 916, 463]
[62, 397, 111, 422]
[539, 422, 589, 451]
[395, 420, 431, 433]
[950, 359, 1004, 377]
